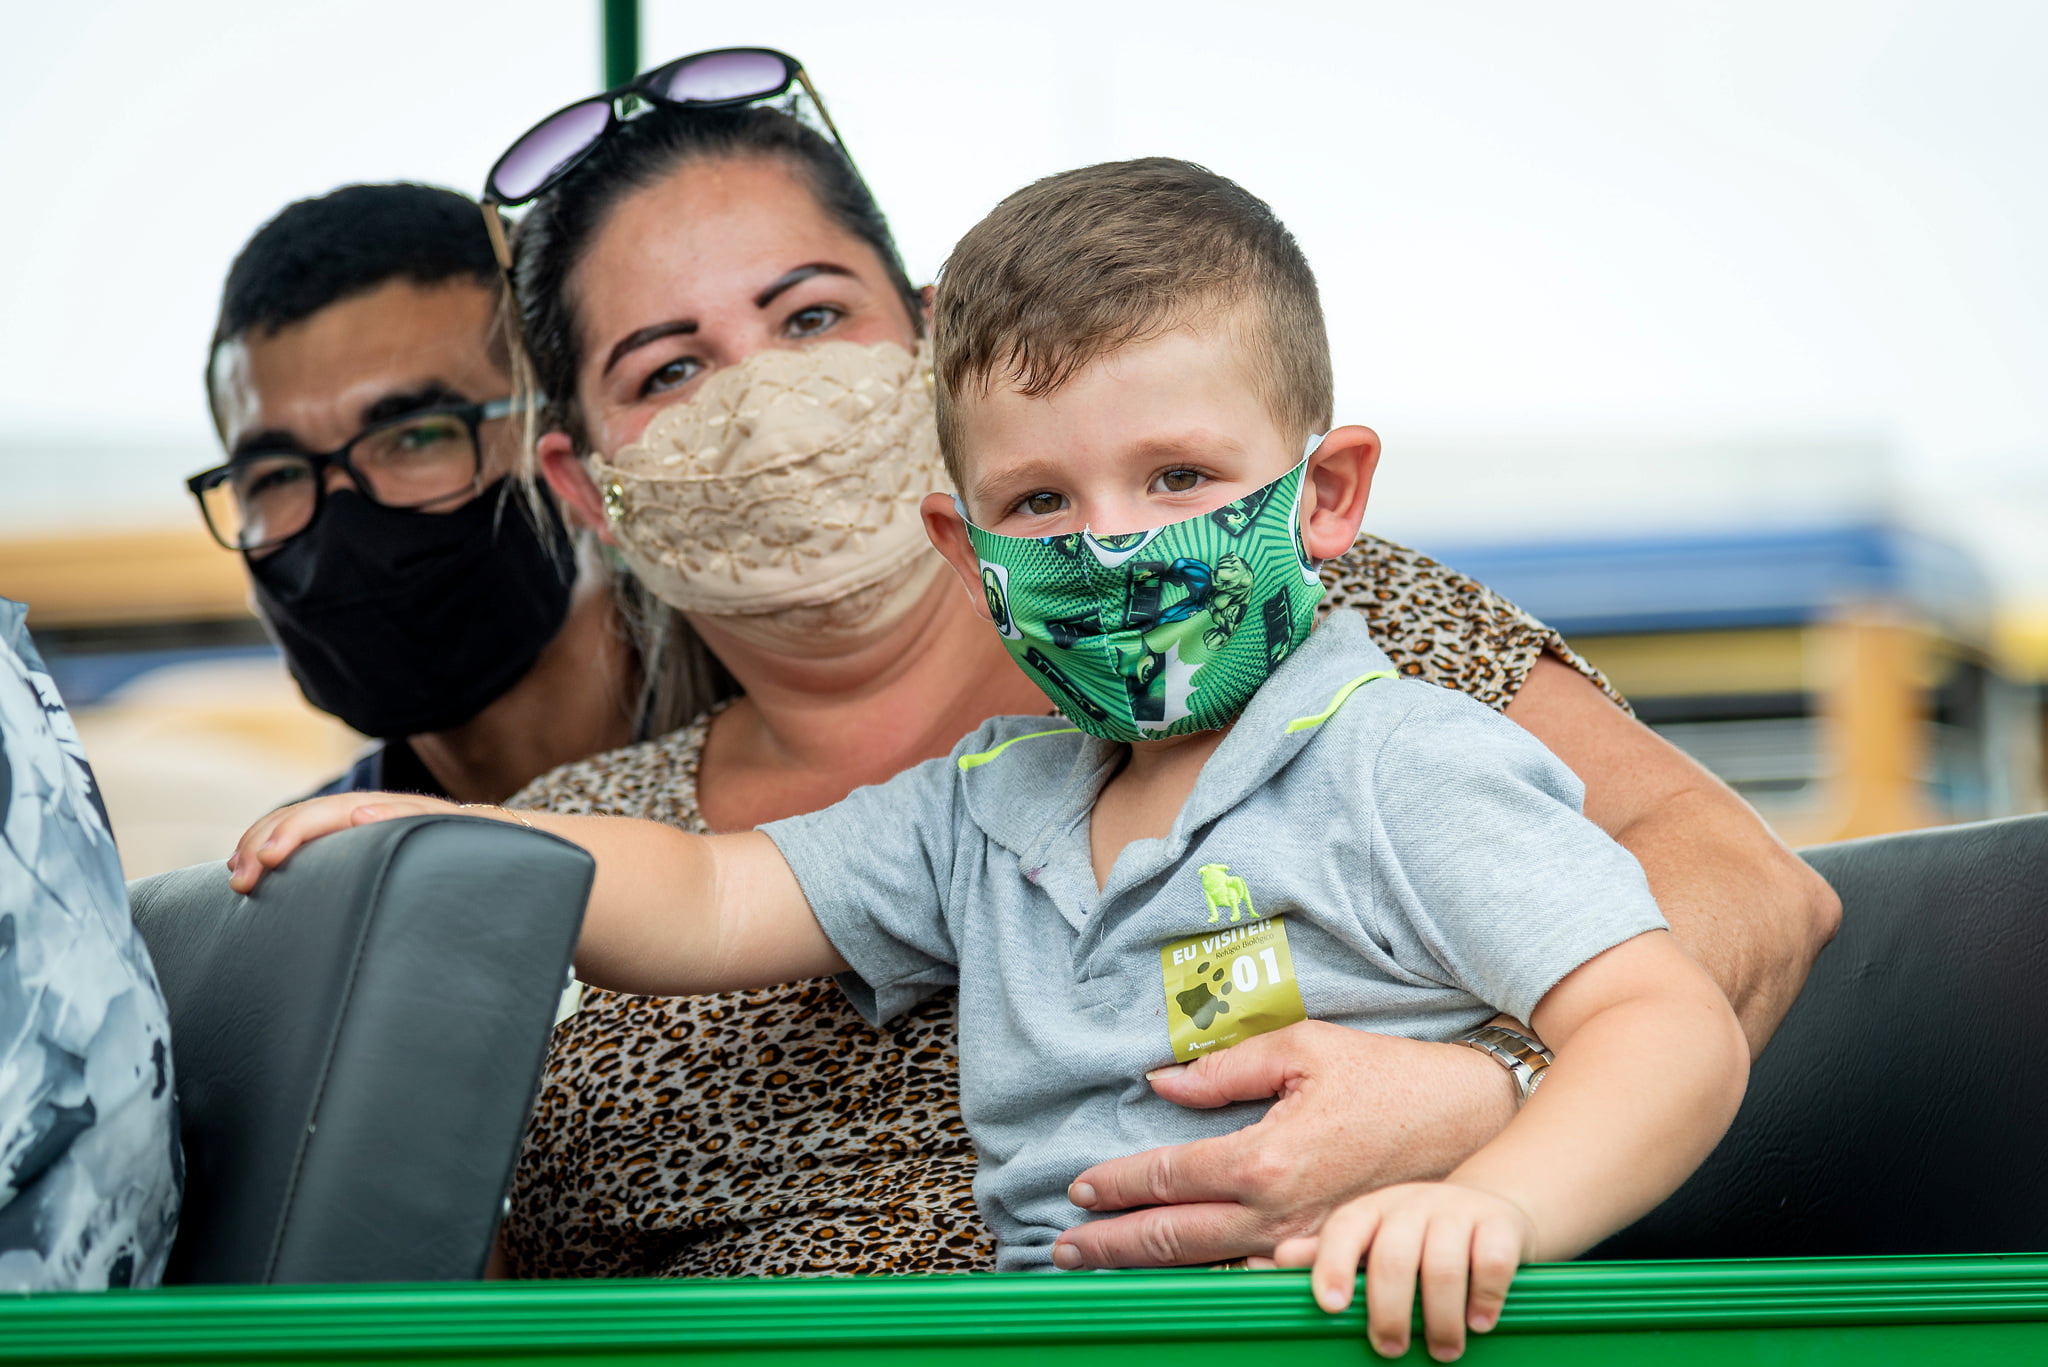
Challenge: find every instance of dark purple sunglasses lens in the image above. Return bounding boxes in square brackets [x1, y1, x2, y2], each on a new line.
[659, 50, 790, 103]
[493, 99, 612, 201]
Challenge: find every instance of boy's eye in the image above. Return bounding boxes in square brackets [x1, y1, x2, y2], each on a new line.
[1155, 468, 1204, 494]
[1019, 491, 1066, 517]
[641, 355, 704, 398]
[785, 305, 842, 339]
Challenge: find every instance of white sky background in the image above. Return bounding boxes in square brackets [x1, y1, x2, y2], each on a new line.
[2, 0, 2043, 595]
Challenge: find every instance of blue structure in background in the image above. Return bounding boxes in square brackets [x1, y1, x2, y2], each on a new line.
[1430, 524, 1991, 640]
[37, 646, 280, 711]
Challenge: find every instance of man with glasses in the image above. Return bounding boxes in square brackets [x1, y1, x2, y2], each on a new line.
[195, 183, 635, 802]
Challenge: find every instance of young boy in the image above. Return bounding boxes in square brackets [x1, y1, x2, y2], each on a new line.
[233, 158, 1746, 1362]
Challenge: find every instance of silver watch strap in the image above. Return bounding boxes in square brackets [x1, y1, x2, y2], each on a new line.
[1454, 1024, 1553, 1106]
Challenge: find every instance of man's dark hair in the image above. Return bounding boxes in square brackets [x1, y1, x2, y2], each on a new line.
[207, 182, 502, 420]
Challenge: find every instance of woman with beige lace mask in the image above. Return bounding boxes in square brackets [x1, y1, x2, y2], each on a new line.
[491, 51, 1837, 1281]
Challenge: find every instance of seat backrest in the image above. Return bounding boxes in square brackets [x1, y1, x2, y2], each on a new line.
[1594, 811, 2048, 1259]
[128, 814, 590, 1284]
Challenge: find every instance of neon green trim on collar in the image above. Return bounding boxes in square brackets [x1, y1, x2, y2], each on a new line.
[1284, 670, 1397, 733]
[958, 727, 1085, 771]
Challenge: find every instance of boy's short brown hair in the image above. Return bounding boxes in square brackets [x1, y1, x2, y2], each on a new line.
[932, 157, 1332, 483]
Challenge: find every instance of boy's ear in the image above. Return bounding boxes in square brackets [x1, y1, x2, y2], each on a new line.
[539, 432, 618, 545]
[919, 283, 936, 333]
[920, 491, 995, 624]
[1300, 425, 1381, 561]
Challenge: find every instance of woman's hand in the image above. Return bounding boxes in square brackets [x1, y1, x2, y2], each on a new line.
[1275, 1180, 1534, 1362]
[1052, 1021, 1517, 1269]
[227, 792, 472, 893]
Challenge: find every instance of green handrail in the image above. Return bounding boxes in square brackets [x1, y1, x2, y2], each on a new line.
[0, 1255, 2044, 1363]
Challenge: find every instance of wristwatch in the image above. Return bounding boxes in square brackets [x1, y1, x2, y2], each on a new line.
[1454, 1024, 1552, 1106]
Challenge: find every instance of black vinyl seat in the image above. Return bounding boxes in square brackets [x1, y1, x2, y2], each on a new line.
[128, 815, 590, 1284]
[1595, 811, 2048, 1259]
[127, 804, 2043, 1279]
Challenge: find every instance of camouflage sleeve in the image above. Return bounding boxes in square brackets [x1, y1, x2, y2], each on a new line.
[0, 602, 181, 1290]
[1317, 535, 1630, 716]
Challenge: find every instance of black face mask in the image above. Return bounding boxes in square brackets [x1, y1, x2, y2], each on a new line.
[247, 481, 577, 738]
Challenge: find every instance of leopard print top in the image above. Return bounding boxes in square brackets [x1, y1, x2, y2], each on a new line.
[499, 535, 1621, 1279]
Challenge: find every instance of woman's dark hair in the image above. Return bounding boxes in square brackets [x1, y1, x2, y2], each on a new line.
[511, 103, 921, 449]
[506, 102, 922, 736]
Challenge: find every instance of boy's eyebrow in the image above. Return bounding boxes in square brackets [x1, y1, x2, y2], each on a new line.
[1125, 432, 1247, 463]
[970, 457, 1072, 510]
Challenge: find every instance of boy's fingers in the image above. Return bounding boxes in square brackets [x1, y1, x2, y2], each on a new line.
[1419, 1218, 1474, 1361]
[1466, 1219, 1522, 1334]
[248, 808, 324, 875]
[228, 810, 289, 892]
[1272, 1234, 1317, 1268]
[1364, 1211, 1424, 1359]
[1308, 1202, 1380, 1312]
[227, 794, 423, 894]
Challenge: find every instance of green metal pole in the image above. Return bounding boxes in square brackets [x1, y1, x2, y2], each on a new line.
[602, 0, 640, 88]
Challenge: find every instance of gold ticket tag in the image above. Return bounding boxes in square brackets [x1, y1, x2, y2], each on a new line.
[1160, 866, 1306, 1063]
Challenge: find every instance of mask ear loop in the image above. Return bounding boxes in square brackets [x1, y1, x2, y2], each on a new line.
[1300, 432, 1329, 573]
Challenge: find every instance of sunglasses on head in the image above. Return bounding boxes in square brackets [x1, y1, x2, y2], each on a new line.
[479, 46, 851, 269]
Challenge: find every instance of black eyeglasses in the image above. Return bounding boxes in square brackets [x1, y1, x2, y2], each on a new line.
[186, 399, 512, 553]
[478, 47, 851, 270]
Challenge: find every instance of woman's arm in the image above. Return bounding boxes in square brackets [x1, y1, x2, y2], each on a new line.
[1508, 655, 1841, 1052]
[228, 794, 844, 995]
[1056, 654, 1837, 1270]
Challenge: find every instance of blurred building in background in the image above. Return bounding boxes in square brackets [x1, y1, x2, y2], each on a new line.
[1374, 432, 2047, 846]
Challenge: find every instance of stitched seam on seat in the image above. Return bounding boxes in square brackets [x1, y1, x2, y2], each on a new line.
[260, 818, 417, 1281]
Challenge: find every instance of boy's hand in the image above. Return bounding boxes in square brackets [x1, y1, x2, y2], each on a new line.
[1274, 1181, 1534, 1362]
[227, 792, 471, 893]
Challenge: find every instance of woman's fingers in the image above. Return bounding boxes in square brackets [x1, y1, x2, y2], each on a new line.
[1466, 1216, 1523, 1336]
[1418, 1216, 1475, 1361]
[1364, 1208, 1425, 1358]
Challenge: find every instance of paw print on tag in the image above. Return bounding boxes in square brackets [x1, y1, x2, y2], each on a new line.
[1172, 961, 1237, 1030]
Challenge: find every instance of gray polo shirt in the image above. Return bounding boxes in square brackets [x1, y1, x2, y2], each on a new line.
[763, 609, 1664, 1270]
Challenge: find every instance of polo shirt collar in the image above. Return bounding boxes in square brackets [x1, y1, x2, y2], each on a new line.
[1156, 611, 1393, 851]
[961, 610, 1394, 871]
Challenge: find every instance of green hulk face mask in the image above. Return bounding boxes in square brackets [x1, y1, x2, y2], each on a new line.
[962, 442, 1328, 742]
